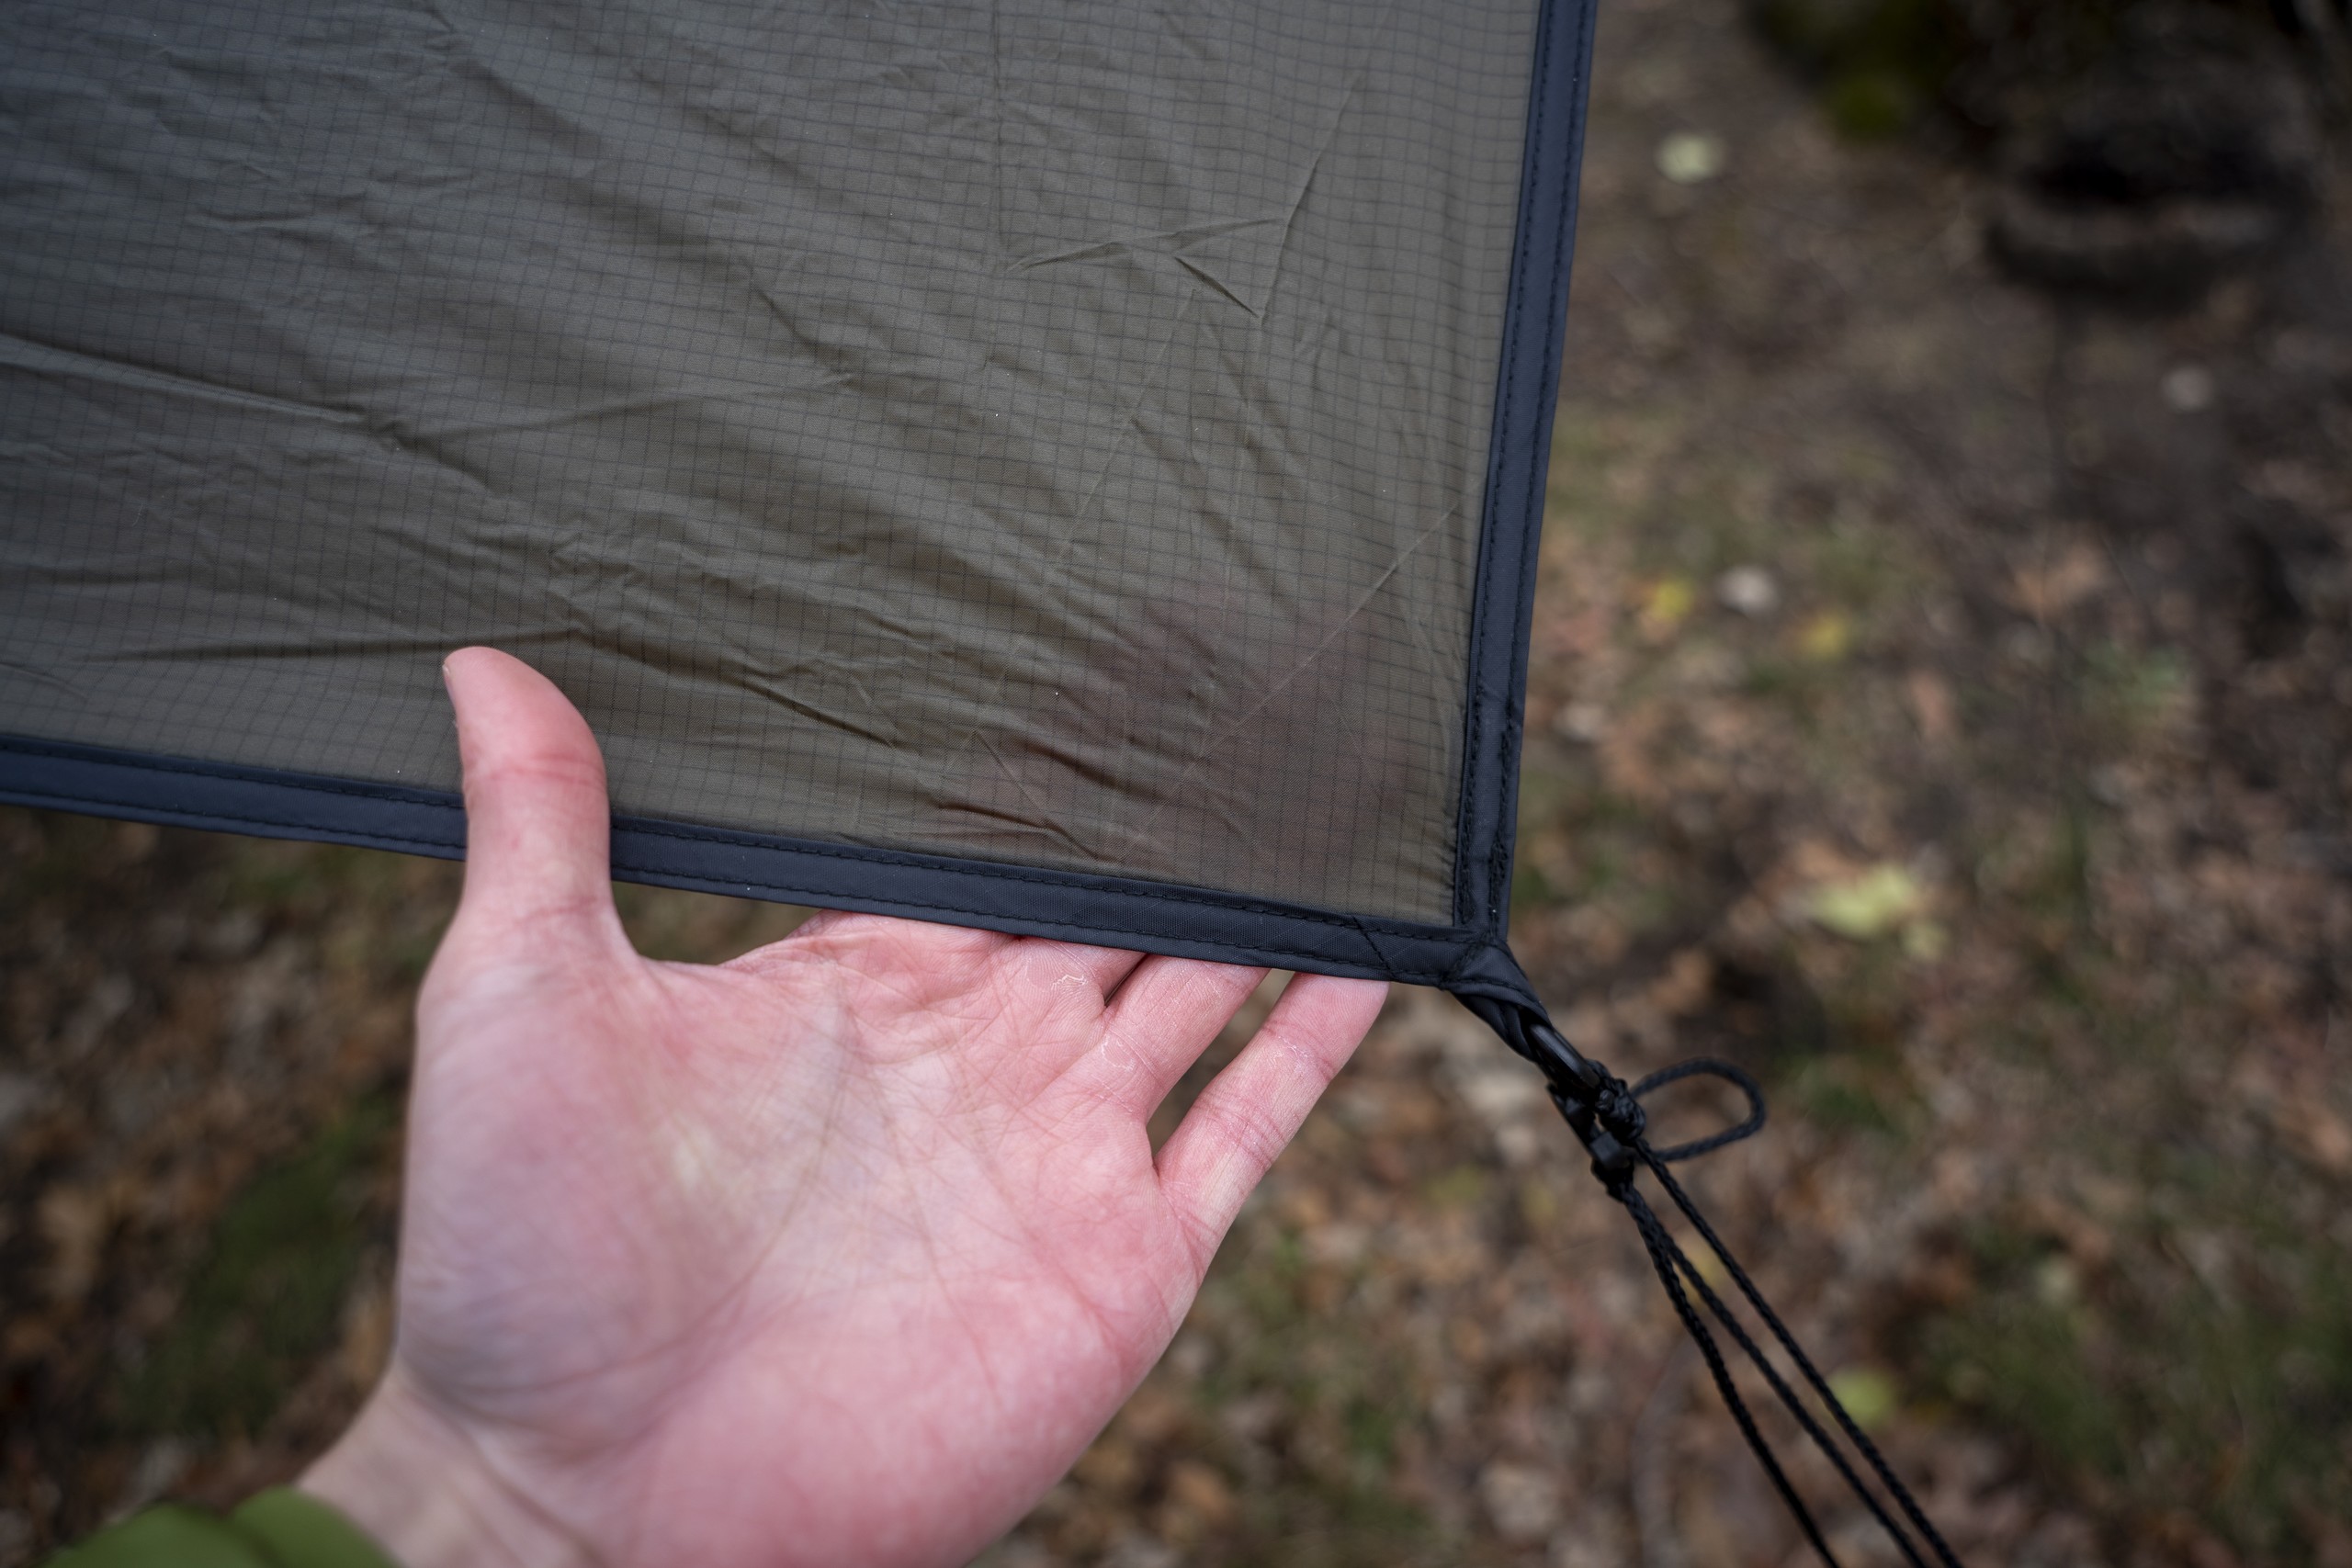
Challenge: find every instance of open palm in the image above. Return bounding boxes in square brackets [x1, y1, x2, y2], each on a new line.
[302, 649, 1385, 1568]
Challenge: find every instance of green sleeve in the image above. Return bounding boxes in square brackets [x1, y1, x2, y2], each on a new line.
[48, 1488, 399, 1568]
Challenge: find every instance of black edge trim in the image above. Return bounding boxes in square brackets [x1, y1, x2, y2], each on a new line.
[1, 6, 1591, 1021]
[1453, 0, 1598, 949]
[0, 734, 1492, 987]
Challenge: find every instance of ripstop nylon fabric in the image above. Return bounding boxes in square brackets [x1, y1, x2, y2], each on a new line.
[2, 10, 1977, 1552]
[1, 0, 1536, 927]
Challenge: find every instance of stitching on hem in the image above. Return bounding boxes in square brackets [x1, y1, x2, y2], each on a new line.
[627, 865, 1468, 982]
[1455, 0, 1559, 935]
[0, 784, 463, 852]
[0, 758, 1476, 979]
[0, 738, 1443, 937]
[1474, 0, 1583, 936]
[0, 739, 454, 808]
[1498, 0, 1590, 929]
[610, 815, 1442, 936]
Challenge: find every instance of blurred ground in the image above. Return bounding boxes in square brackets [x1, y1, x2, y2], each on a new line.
[6, 0, 2352, 1563]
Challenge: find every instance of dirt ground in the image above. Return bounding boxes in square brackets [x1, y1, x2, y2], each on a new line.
[6, 1, 2351, 1563]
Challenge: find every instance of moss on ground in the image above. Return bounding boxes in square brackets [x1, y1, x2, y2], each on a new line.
[116, 1093, 401, 1439]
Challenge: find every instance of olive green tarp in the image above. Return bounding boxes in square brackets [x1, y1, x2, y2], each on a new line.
[0, 0, 1591, 996]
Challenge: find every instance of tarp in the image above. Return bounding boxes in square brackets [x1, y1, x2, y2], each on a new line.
[0, 0, 1596, 1016]
[0, 14, 1985, 1551]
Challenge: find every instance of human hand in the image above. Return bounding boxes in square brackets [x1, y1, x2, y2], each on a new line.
[300, 649, 1386, 1568]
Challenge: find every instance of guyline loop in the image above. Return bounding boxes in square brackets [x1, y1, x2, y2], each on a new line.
[1521, 1015, 1965, 1568]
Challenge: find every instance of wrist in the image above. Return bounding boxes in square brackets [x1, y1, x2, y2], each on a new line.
[301, 1364, 593, 1568]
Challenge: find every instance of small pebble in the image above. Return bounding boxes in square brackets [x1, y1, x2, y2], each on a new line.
[1715, 564, 1781, 616]
[1656, 131, 1724, 186]
[2161, 364, 2215, 413]
[1554, 701, 1608, 743]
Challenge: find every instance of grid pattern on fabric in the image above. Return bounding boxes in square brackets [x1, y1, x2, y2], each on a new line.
[0, 0, 1533, 925]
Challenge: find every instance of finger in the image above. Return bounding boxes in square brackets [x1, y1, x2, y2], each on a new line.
[734, 908, 1013, 990]
[442, 647, 623, 945]
[1001, 936, 1148, 1003]
[1154, 974, 1386, 1269]
[1057, 957, 1268, 1122]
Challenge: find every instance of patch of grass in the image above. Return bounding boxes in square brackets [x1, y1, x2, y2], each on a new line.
[1748, 0, 1965, 141]
[1815, 942, 1916, 1057]
[218, 840, 383, 910]
[217, 839, 458, 981]
[0, 814, 133, 904]
[1512, 764, 1581, 915]
[1915, 1200, 2352, 1559]
[1181, 1228, 1457, 1567]
[614, 884, 808, 964]
[1515, 765, 1578, 832]
[1544, 406, 1690, 544]
[1740, 650, 1832, 708]
[2045, 805, 2095, 917]
[1536, 787, 1698, 939]
[1916, 1229, 2124, 1474]
[1825, 67, 1926, 141]
[116, 1093, 400, 1438]
[1227, 1492, 1445, 1568]
[1811, 517, 1909, 615]
[1790, 1060, 1905, 1137]
[1422, 1166, 1490, 1211]
[2079, 640, 2189, 753]
[1510, 859, 1557, 914]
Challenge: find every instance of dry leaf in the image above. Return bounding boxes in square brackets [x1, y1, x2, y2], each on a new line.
[1905, 670, 1957, 750]
[1827, 1366, 1899, 1433]
[2009, 542, 2107, 620]
[1798, 612, 1852, 661]
[1639, 577, 1697, 641]
[1803, 863, 1928, 942]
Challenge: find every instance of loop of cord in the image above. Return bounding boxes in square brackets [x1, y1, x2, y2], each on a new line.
[1630, 1057, 1767, 1162]
[1523, 1017, 1965, 1568]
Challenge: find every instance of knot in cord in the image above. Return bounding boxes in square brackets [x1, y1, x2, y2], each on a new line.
[1541, 1066, 1638, 1188]
[1526, 1021, 1760, 1189]
[1591, 1076, 1647, 1142]
[1510, 1010, 1964, 1568]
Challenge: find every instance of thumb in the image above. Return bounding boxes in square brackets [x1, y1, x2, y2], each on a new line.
[441, 647, 622, 946]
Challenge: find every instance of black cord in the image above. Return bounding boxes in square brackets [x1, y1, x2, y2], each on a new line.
[1631, 1057, 1766, 1161]
[1522, 1017, 1965, 1568]
[1643, 1152, 1963, 1568]
[1634, 1164, 1936, 1568]
[1622, 1181, 1845, 1567]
